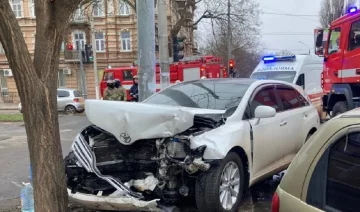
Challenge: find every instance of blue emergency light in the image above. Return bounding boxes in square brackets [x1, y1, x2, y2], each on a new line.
[262, 55, 296, 63]
[348, 7, 357, 13]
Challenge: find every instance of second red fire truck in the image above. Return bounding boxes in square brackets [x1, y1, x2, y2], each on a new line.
[100, 55, 226, 100]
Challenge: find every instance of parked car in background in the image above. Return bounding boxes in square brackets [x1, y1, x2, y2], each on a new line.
[64, 79, 320, 211]
[18, 88, 85, 114]
[272, 108, 360, 212]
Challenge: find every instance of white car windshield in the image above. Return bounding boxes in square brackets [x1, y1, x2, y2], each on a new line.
[143, 81, 250, 110]
[250, 71, 296, 83]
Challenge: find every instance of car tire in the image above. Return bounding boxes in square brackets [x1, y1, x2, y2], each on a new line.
[195, 152, 244, 212]
[65, 105, 77, 114]
[332, 101, 348, 118]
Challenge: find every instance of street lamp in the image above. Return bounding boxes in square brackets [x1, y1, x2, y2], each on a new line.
[299, 41, 310, 55]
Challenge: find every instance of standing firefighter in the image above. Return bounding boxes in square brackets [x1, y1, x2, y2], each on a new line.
[130, 75, 139, 102]
[103, 80, 119, 100]
[114, 79, 127, 101]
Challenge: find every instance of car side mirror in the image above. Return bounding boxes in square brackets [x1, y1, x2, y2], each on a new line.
[254, 106, 276, 119]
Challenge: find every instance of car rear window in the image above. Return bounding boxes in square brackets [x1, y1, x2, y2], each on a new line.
[73, 90, 82, 97]
[57, 90, 70, 97]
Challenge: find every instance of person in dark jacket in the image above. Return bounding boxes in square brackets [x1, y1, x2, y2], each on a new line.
[130, 75, 139, 102]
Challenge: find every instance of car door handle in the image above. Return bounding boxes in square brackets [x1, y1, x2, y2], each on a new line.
[280, 121, 287, 126]
[303, 113, 308, 118]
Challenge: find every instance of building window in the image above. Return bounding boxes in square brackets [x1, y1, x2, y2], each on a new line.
[95, 32, 105, 52]
[58, 70, 67, 88]
[107, 0, 114, 15]
[0, 43, 4, 54]
[93, 0, 104, 17]
[0, 70, 8, 95]
[60, 41, 65, 52]
[121, 31, 131, 51]
[74, 6, 84, 20]
[32, 32, 36, 51]
[10, 0, 22, 18]
[119, 0, 130, 15]
[28, 0, 35, 17]
[72, 31, 86, 50]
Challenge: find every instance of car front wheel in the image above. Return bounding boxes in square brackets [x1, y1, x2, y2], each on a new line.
[195, 152, 244, 212]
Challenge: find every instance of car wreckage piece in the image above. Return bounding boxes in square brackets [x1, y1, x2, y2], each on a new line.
[65, 100, 226, 211]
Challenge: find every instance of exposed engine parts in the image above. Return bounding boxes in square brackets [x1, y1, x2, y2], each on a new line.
[65, 114, 221, 207]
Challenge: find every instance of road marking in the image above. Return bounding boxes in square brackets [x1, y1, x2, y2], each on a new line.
[11, 181, 22, 188]
[60, 129, 72, 133]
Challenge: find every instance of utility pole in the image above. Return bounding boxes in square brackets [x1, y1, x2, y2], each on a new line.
[78, 46, 87, 99]
[136, 0, 156, 101]
[158, 0, 170, 89]
[91, 15, 100, 99]
[226, 0, 231, 78]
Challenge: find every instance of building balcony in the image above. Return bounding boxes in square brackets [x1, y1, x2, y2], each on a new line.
[64, 49, 93, 63]
[69, 15, 90, 26]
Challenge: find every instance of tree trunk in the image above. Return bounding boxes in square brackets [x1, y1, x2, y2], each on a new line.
[0, 0, 81, 211]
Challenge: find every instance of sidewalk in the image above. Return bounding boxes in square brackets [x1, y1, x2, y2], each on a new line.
[0, 103, 18, 110]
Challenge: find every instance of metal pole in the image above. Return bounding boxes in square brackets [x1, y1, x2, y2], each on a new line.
[136, 0, 156, 101]
[158, 0, 170, 89]
[78, 46, 87, 99]
[91, 16, 100, 99]
[226, 0, 231, 78]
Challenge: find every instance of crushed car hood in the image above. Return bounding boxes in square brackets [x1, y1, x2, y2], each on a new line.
[85, 100, 225, 145]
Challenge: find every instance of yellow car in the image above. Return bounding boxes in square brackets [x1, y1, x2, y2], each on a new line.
[272, 108, 360, 212]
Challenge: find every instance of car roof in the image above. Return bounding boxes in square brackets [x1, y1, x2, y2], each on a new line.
[188, 78, 257, 85]
[186, 78, 296, 87]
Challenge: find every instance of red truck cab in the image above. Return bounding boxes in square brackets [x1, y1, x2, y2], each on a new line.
[315, 6, 360, 116]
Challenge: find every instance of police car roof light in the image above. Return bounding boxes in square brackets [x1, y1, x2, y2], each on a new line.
[348, 7, 357, 13]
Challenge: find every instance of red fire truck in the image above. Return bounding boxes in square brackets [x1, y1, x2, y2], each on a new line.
[314, 6, 360, 117]
[100, 55, 226, 100]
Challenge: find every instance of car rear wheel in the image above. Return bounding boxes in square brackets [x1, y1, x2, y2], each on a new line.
[65, 105, 77, 114]
[332, 101, 348, 117]
[195, 152, 244, 212]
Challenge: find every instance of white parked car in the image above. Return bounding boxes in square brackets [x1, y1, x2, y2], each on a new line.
[64, 79, 320, 212]
[18, 88, 85, 114]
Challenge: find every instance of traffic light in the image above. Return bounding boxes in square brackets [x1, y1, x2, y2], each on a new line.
[173, 35, 186, 62]
[229, 59, 234, 78]
[84, 44, 93, 63]
[67, 43, 73, 50]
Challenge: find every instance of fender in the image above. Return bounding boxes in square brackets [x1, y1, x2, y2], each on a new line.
[327, 84, 354, 110]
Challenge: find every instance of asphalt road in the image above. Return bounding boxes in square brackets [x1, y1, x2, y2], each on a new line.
[0, 115, 90, 210]
[0, 115, 281, 211]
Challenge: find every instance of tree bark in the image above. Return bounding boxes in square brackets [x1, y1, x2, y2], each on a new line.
[0, 0, 81, 211]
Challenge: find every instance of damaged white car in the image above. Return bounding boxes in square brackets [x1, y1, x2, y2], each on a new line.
[65, 79, 320, 212]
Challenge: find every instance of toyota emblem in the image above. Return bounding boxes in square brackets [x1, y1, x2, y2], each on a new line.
[119, 133, 131, 143]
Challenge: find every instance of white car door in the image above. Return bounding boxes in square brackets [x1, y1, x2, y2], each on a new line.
[246, 84, 293, 180]
[275, 84, 311, 152]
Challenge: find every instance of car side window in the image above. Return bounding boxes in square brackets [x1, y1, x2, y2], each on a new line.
[325, 132, 360, 211]
[57, 90, 70, 98]
[295, 74, 305, 89]
[249, 86, 280, 118]
[327, 27, 341, 55]
[306, 132, 360, 212]
[348, 19, 360, 51]
[276, 86, 302, 111]
[123, 70, 133, 81]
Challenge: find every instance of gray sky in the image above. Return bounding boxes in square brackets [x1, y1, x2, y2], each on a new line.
[260, 0, 321, 55]
[197, 0, 323, 55]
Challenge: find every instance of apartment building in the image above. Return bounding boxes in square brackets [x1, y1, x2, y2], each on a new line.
[0, 0, 197, 103]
